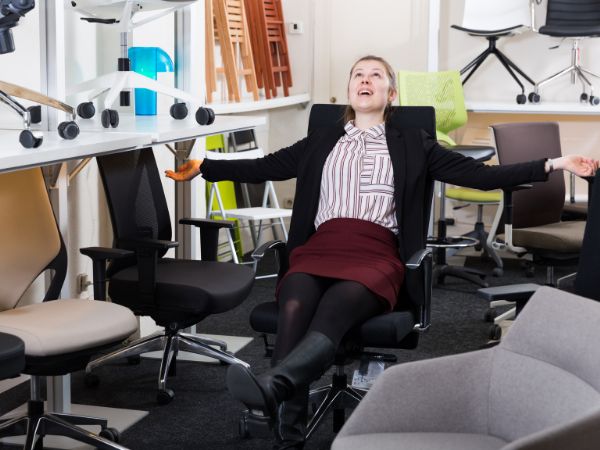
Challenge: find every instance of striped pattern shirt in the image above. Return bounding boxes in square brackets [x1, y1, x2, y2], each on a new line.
[315, 121, 398, 234]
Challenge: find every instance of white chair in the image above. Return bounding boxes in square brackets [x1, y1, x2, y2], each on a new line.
[66, 0, 214, 128]
[205, 148, 292, 276]
[451, 0, 534, 104]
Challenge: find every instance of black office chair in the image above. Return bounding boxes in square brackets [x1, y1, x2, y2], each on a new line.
[81, 147, 255, 404]
[529, 0, 600, 105]
[239, 104, 434, 440]
[0, 168, 137, 450]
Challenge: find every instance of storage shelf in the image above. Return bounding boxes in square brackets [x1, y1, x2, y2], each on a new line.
[209, 93, 310, 114]
[466, 101, 600, 116]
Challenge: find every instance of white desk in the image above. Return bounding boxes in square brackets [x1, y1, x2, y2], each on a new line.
[466, 101, 600, 116]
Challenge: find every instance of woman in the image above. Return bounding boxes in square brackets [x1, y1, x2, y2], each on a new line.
[167, 55, 597, 449]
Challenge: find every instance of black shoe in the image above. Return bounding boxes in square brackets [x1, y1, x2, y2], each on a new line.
[274, 385, 308, 450]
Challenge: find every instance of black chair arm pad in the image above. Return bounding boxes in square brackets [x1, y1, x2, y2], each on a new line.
[252, 240, 286, 261]
[80, 246, 134, 261]
[179, 217, 234, 229]
[119, 237, 179, 251]
[502, 183, 532, 193]
[406, 248, 433, 270]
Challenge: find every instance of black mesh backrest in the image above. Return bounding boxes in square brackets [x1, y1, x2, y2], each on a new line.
[97, 148, 172, 271]
[492, 122, 565, 228]
[545, 0, 600, 27]
[574, 173, 600, 300]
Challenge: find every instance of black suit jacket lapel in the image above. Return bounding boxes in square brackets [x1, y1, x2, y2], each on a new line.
[386, 124, 407, 257]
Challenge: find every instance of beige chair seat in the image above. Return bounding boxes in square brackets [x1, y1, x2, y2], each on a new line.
[0, 299, 137, 357]
[333, 432, 507, 450]
[499, 220, 585, 253]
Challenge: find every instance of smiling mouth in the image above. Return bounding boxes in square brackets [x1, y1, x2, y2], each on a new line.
[358, 90, 372, 96]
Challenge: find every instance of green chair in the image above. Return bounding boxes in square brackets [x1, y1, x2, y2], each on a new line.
[398, 70, 504, 282]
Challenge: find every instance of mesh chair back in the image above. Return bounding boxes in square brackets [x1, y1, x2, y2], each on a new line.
[461, 0, 531, 31]
[397, 70, 466, 145]
[546, 0, 600, 27]
[0, 169, 64, 310]
[492, 122, 565, 228]
[97, 148, 172, 273]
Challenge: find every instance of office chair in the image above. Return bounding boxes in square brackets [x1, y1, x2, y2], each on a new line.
[0, 333, 24, 381]
[0, 168, 138, 450]
[529, 0, 600, 105]
[81, 147, 255, 404]
[67, 0, 215, 128]
[332, 286, 600, 450]
[398, 70, 502, 284]
[452, 0, 535, 104]
[238, 104, 433, 441]
[0, 1, 79, 148]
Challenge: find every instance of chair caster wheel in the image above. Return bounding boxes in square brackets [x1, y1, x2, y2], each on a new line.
[58, 121, 80, 140]
[127, 355, 141, 365]
[99, 427, 120, 443]
[528, 92, 540, 103]
[238, 415, 250, 438]
[580, 93, 589, 103]
[19, 130, 43, 148]
[590, 96, 599, 106]
[170, 102, 188, 120]
[516, 94, 526, 104]
[101, 109, 119, 128]
[195, 107, 215, 125]
[84, 372, 100, 388]
[27, 105, 42, 124]
[483, 308, 497, 323]
[157, 388, 174, 405]
[489, 324, 502, 341]
[492, 267, 503, 277]
[77, 102, 96, 119]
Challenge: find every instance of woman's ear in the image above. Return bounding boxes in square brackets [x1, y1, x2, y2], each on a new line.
[389, 89, 398, 104]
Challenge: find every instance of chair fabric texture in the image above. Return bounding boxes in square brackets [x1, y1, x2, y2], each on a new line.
[332, 286, 600, 450]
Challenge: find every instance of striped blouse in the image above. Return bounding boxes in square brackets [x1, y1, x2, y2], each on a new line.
[314, 121, 398, 234]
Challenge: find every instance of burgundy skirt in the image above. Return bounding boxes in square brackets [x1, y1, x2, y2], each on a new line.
[278, 218, 405, 311]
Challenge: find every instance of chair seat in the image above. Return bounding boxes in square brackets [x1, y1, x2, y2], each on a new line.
[250, 302, 416, 348]
[451, 23, 524, 37]
[539, 24, 600, 38]
[446, 187, 501, 203]
[109, 258, 255, 316]
[0, 332, 25, 379]
[501, 220, 585, 253]
[0, 299, 137, 358]
[216, 207, 292, 221]
[333, 432, 507, 450]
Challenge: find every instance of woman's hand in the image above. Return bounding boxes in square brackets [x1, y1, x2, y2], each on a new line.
[165, 159, 203, 182]
[553, 155, 599, 177]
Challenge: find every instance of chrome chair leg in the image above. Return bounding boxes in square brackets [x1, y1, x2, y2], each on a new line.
[42, 414, 127, 450]
[86, 333, 165, 373]
[179, 332, 227, 351]
[178, 335, 250, 368]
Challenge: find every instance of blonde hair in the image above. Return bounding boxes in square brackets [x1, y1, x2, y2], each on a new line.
[344, 55, 397, 124]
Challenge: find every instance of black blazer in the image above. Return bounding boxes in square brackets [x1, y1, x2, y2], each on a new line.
[202, 123, 548, 275]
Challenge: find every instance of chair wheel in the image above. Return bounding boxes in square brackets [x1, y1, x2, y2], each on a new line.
[489, 324, 502, 340]
[238, 415, 250, 439]
[58, 121, 80, 140]
[528, 92, 540, 103]
[516, 94, 526, 104]
[195, 107, 215, 125]
[590, 96, 599, 106]
[580, 93, 589, 103]
[492, 267, 503, 277]
[19, 130, 43, 148]
[77, 102, 96, 119]
[84, 372, 100, 388]
[101, 109, 119, 128]
[127, 355, 141, 365]
[27, 105, 42, 124]
[157, 388, 174, 405]
[483, 308, 497, 323]
[99, 427, 120, 443]
[170, 102, 188, 120]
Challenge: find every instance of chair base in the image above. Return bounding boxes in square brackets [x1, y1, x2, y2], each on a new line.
[86, 329, 249, 404]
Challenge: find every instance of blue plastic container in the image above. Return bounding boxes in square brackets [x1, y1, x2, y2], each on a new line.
[128, 47, 174, 115]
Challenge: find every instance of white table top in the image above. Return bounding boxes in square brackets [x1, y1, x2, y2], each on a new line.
[466, 101, 600, 115]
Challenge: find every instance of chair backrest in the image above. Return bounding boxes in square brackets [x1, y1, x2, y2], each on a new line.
[460, 0, 531, 31]
[397, 70, 466, 145]
[491, 122, 565, 228]
[491, 286, 600, 441]
[545, 0, 600, 28]
[97, 148, 172, 273]
[0, 169, 65, 311]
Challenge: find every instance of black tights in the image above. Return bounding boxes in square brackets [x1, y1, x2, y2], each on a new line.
[272, 273, 384, 363]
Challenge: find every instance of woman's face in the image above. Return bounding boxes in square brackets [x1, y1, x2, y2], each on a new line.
[347, 59, 396, 118]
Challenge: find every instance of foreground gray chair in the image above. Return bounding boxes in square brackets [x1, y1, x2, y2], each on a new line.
[332, 286, 600, 450]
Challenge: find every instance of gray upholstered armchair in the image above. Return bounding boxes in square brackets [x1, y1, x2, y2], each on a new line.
[332, 286, 600, 450]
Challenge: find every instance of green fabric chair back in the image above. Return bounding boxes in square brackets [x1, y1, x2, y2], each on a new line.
[397, 70, 468, 146]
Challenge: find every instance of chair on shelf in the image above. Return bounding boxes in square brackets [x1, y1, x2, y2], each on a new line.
[398, 70, 502, 285]
[529, 0, 600, 105]
[451, 0, 535, 104]
[238, 104, 433, 441]
[332, 286, 600, 450]
[67, 0, 215, 128]
[81, 147, 255, 404]
[0, 168, 138, 450]
[480, 122, 587, 339]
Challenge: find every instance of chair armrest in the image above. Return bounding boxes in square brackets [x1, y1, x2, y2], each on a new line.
[119, 237, 179, 251]
[251, 239, 286, 261]
[179, 217, 233, 262]
[404, 248, 432, 331]
[80, 246, 134, 300]
[449, 145, 495, 162]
